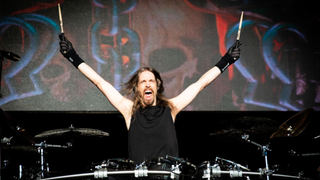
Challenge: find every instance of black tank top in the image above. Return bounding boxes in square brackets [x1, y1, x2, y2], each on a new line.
[128, 106, 179, 164]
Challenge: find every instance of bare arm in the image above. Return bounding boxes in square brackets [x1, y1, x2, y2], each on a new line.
[59, 35, 133, 128]
[170, 66, 221, 119]
[78, 63, 133, 128]
[170, 41, 241, 120]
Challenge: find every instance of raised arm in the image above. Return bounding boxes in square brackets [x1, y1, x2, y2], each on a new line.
[58, 34, 133, 126]
[77, 63, 133, 119]
[170, 41, 242, 118]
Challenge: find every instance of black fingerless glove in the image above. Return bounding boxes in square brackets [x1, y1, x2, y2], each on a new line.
[63, 48, 84, 68]
[59, 33, 84, 68]
[215, 41, 242, 73]
[215, 53, 235, 73]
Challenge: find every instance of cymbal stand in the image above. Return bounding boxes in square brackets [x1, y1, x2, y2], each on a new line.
[34, 141, 71, 178]
[242, 134, 272, 180]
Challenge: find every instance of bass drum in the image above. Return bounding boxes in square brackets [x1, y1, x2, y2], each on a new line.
[144, 157, 197, 180]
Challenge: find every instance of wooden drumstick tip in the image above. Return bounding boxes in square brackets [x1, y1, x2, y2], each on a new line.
[58, 3, 64, 34]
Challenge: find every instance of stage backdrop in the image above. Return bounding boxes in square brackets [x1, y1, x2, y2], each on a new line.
[0, 0, 319, 111]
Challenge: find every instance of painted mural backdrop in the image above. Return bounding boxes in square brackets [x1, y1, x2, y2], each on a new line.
[0, 0, 319, 111]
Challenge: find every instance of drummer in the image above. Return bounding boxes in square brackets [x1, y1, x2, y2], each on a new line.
[58, 34, 241, 164]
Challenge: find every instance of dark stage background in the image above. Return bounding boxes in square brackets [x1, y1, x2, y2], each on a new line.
[1, 0, 320, 180]
[1, 110, 320, 179]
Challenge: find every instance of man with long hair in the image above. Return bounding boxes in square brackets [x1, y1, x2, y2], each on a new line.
[58, 34, 241, 164]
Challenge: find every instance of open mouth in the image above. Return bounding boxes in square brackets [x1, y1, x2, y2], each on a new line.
[144, 90, 153, 100]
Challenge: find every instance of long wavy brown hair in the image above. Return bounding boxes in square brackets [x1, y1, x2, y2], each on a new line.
[122, 67, 174, 117]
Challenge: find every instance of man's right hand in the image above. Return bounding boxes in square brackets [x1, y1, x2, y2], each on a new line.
[58, 33, 84, 68]
[59, 33, 74, 58]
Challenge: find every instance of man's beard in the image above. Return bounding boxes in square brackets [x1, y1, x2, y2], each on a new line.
[143, 97, 155, 106]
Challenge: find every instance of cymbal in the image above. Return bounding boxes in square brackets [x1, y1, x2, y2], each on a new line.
[270, 108, 314, 138]
[209, 116, 279, 142]
[34, 125, 109, 139]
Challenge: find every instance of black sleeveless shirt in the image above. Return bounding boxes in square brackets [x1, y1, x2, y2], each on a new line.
[128, 106, 179, 164]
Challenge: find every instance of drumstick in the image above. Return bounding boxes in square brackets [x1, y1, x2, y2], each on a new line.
[236, 11, 244, 42]
[234, 11, 244, 60]
[58, 4, 64, 35]
[58, 4, 66, 53]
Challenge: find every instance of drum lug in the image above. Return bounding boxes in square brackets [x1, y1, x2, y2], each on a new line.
[171, 164, 181, 180]
[212, 165, 221, 178]
[202, 162, 211, 180]
[229, 169, 242, 178]
[94, 168, 108, 179]
[135, 164, 148, 178]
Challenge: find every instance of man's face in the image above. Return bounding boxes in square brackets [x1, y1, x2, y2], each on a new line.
[138, 70, 157, 107]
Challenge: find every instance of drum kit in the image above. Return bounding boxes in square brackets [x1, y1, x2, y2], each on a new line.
[1, 108, 319, 180]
